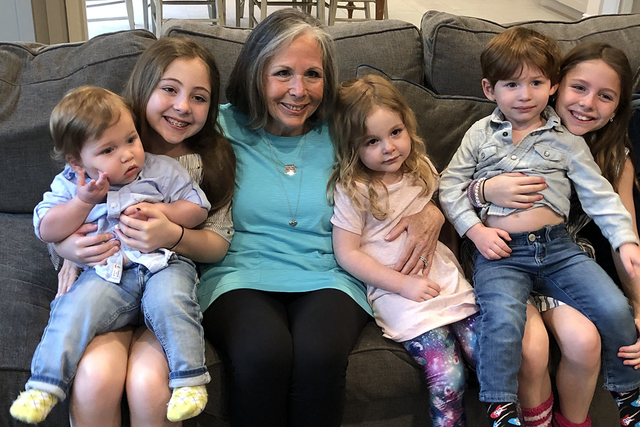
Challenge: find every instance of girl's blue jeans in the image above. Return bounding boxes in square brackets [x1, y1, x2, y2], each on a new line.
[473, 223, 640, 403]
[26, 255, 210, 400]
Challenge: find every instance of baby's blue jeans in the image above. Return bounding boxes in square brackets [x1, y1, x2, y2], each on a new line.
[26, 255, 210, 400]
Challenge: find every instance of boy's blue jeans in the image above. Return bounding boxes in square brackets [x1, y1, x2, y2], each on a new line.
[474, 224, 640, 403]
[26, 255, 210, 400]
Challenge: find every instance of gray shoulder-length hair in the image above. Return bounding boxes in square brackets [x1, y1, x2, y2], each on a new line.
[225, 8, 338, 129]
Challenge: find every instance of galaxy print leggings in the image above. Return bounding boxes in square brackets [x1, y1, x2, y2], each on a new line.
[402, 313, 478, 427]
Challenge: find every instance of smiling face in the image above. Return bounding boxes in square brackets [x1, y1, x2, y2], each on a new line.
[555, 59, 621, 136]
[145, 57, 212, 155]
[358, 106, 412, 185]
[263, 33, 324, 137]
[482, 64, 558, 132]
[71, 108, 145, 186]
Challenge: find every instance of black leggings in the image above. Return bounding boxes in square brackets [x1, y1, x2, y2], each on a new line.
[202, 288, 369, 427]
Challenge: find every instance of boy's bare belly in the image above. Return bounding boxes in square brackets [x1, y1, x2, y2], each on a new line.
[485, 206, 564, 234]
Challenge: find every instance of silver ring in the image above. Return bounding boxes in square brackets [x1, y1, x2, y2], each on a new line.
[419, 256, 428, 267]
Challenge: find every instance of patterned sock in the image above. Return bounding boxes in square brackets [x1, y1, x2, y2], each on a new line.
[167, 384, 208, 422]
[10, 389, 58, 424]
[611, 389, 640, 426]
[487, 401, 523, 426]
[522, 393, 553, 427]
[552, 410, 591, 427]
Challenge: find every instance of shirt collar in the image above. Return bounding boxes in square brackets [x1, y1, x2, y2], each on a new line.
[490, 105, 564, 133]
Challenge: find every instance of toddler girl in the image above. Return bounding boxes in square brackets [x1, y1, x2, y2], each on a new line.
[329, 74, 478, 427]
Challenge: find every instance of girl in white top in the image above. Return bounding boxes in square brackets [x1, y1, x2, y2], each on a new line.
[329, 74, 478, 427]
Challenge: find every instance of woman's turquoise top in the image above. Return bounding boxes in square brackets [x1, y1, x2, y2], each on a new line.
[197, 104, 371, 315]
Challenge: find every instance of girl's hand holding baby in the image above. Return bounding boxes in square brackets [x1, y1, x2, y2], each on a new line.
[116, 205, 182, 253]
[399, 275, 441, 302]
[618, 318, 640, 370]
[619, 242, 640, 279]
[54, 223, 119, 266]
[56, 259, 81, 298]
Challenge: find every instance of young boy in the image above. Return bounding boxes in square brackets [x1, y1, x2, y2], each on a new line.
[439, 28, 640, 427]
[11, 86, 211, 424]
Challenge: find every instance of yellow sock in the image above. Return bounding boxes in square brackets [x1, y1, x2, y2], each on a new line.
[166, 384, 208, 422]
[10, 389, 58, 424]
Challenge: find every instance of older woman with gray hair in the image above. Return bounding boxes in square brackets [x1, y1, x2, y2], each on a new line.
[197, 8, 444, 426]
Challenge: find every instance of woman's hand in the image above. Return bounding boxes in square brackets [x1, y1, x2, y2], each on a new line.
[386, 202, 444, 275]
[115, 204, 183, 253]
[53, 223, 120, 266]
[57, 259, 81, 298]
[483, 173, 546, 208]
[619, 318, 640, 369]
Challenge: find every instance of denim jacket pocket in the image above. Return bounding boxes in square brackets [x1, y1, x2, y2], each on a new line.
[477, 145, 499, 169]
[531, 145, 565, 169]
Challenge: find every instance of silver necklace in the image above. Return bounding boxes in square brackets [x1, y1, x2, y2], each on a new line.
[260, 131, 306, 176]
[263, 132, 306, 227]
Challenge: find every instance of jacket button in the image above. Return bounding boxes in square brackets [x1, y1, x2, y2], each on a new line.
[544, 151, 550, 157]
[503, 131, 508, 137]
[511, 155, 517, 160]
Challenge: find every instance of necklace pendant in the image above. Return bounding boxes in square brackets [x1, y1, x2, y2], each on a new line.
[289, 220, 298, 227]
[284, 165, 297, 176]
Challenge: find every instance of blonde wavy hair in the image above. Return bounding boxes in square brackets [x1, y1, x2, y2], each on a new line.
[328, 74, 438, 220]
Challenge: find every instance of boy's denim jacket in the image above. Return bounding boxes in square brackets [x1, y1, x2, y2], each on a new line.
[439, 106, 637, 251]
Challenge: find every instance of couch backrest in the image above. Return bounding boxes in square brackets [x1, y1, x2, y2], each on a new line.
[421, 11, 640, 98]
[0, 20, 424, 215]
[162, 18, 425, 103]
[0, 30, 156, 214]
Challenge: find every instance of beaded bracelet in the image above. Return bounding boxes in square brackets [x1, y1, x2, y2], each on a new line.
[168, 225, 185, 250]
[469, 177, 488, 208]
[467, 179, 479, 207]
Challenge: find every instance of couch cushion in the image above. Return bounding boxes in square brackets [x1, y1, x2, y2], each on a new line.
[0, 30, 156, 215]
[162, 18, 424, 101]
[356, 65, 495, 172]
[0, 213, 70, 427]
[421, 11, 640, 98]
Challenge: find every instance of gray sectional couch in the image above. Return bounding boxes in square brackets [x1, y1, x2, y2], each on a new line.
[2, 10, 640, 427]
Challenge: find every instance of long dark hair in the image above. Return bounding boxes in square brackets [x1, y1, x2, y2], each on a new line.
[560, 43, 633, 190]
[125, 37, 235, 211]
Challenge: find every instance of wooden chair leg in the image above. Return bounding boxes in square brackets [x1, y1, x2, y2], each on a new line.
[125, 0, 135, 28]
[260, 0, 267, 22]
[142, 0, 149, 29]
[248, 0, 256, 27]
[316, 0, 325, 25]
[218, 0, 226, 25]
[155, 0, 163, 37]
[328, 0, 337, 25]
